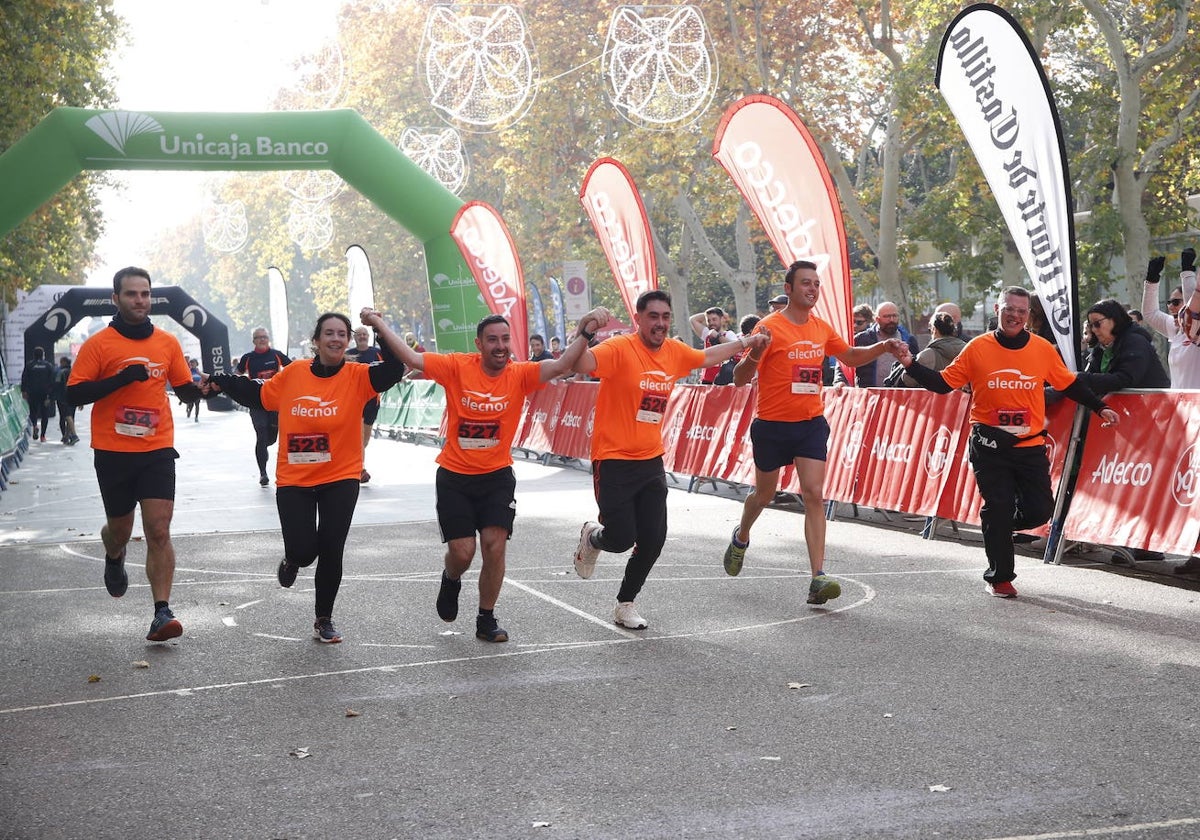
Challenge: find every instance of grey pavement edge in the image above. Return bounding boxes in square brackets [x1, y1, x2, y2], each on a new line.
[2, 403, 1200, 840]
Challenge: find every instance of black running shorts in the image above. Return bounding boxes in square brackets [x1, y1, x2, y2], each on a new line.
[435, 466, 517, 542]
[750, 416, 830, 472]
[93, 448, 178, 517]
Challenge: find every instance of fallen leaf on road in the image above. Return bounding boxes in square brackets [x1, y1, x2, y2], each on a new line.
[928, 784, 951, 793]
[787, 682, 811, 690]
[132, 661, 150, 669]
[345, 708, 360, 717]
[87, 675, 101, 683]
[289, 747, 311, 759]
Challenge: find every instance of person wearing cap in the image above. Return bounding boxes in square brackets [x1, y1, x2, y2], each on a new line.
[768, 294, 789, 312]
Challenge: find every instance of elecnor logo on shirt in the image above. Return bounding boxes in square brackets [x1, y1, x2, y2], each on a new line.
[461, 390, 508, 413]
[122, 356, 167, 379]
[986, 368, 1039, 390]
[786, 340, 823, 362]
[639, 369, 676, 392]
[292, 396, 339, 417]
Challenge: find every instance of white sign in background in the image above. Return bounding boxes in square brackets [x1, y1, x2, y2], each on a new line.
[562, 260, 589, 320]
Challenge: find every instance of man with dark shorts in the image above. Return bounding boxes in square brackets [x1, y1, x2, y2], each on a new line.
[372, 306, 610, 642]
[235, 328, 291, 486]
[68, 266, 203, 641]
[345, 326, 383, 483]
[571, 289, 768, 629]
[722, 260, 907, 605]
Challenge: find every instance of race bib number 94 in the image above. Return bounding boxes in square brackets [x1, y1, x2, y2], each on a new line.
[115, 406, 160, 437]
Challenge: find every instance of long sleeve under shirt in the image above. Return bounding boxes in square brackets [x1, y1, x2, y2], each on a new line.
[904, 328, 1108, 439]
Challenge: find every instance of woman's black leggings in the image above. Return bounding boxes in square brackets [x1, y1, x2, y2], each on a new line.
[276, 479, 360, 618]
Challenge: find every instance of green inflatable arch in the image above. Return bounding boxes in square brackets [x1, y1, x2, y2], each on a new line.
[0, 107, 489, 351]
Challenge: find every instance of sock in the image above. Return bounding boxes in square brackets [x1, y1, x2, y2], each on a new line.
[104, 554, 122, 564]
[154, 600, 169, 613]
[478, 608, 494, 618]
[731, 530, 748, 548]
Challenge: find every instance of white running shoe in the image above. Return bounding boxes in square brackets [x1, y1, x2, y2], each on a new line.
[613, 601, 647, 630]
[574, 521, 602, 579]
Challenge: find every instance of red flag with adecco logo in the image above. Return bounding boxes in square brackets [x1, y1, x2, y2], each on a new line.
[450, 201, 529, 360]
[1063, 392, 1200, 555]
[712, 95, 853, 343]
[579, 158, 658, 326]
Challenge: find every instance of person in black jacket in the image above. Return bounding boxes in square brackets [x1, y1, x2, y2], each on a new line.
[1077, 299, 1171, 395]
[20, 347, 56, 442]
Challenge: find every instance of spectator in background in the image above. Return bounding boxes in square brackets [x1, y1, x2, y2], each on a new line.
[688, 307, 738, 385]
[404, 332, 426, 353]
[897, 312, 966, 387]
[53, 355, 79, 445]
[550, 336, 563, 359]
[182, 357, 202, 423]
[768, 294, 789, 313]
[1142, 249, 1200, 389]
[833, 301, 918, 388]
[20, 347, 56, 442]
[933, 301, 967, 339]
[1073, 299, 1170, 396]
[1027, 295, 1058, 346]
[528, 334, 554, 361]
[852, 304, 874, 335]
[1128, 309, 1143, 325]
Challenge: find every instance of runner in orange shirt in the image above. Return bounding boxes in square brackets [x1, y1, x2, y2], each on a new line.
[721, 260, 908, 606]
[371, 305, 611, 642]
[204, 312, 406, 643]
[67, 266, 204, 642]
[894, 286, 1118, 597]
[570, 289, 769, 630]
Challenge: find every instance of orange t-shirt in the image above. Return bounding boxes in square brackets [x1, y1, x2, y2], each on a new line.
[69, 326, 192, 452]
[258, 361, 380, 487]
[424, 353, 544, 475]
[940, 332, 1077, 445]
[751, 311, 849, 422]
[590, 334, 706, 461]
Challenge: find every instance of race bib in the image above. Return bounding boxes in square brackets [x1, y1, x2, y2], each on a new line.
[993, 408, 1030, 436]
[286, 432, 332, 464]
[636, 390, 667, 424]
[115, 406, 160, 437]
[791, 365, 823, 395]
[458, 420, 501, 449]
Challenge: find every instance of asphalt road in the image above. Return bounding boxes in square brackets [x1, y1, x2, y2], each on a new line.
[2, 404, 1200, 840]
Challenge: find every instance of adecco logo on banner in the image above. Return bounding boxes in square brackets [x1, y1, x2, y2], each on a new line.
[1172, 443, 1199, 506]
[923, 426, 956, 479]
[841, 420, 865, 468]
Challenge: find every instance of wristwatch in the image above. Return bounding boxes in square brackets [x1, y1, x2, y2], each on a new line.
[578, 328, 595, 342]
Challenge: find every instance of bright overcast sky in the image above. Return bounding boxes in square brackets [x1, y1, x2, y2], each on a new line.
[89, 0, 341, 286]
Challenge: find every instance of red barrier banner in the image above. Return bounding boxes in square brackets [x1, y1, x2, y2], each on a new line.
[516, 381, 567, 453]
[853, 389, 970, 516]
[701, 386, 757, 483]
[671, 385, 741, 478]
[1064, 391, 1200, 555]
[660, 385, 703, 473]
[550, 380, 597, 460]
[819, 388, 882, 501]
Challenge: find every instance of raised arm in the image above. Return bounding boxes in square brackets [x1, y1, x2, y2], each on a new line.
[539, 307, 610, 382]
[362, 308, 426, 372]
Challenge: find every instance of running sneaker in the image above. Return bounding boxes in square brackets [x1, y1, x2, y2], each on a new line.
[985, 581, 1018, 598]
[613, 601, 648, 629]
[313, 617, 342, 643]
[360, 469, 371, 484]
[574, 521, 602, 579]
[806, 574, 842, 605]
[436, 572, 461, 622]
[277, 558, 299, 588]
[104, 549, 128, 598]
[723, 528, 748, 576]
[146, 608, 182, 642]
[259, 473, 270, 487]
[475, 613, 509, 643]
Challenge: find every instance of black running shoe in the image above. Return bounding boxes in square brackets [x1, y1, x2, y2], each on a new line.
[146, 608, 182, 642]
[313, 617, 342, 643]
[104, 549, 128, 598]
[277, 558, 299, 588]
[437, 572, 461, 622]
[259, 473, 270, 487]
[475, 614, 509, 643]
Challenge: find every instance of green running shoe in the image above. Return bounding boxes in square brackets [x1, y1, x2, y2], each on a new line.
[806, 574, 842, 605]
[723, 529, 747, 576]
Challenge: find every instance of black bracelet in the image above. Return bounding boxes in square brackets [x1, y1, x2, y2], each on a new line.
[577, 329, 595, 342]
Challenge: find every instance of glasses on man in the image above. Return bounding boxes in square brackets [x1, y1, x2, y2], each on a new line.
[1168, 298, 1184, 306]
[1087, 317, 1108, 329]
[852, 319, 867, 329]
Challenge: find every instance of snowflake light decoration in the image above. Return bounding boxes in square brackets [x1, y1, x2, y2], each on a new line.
[287, 199, 334, 252]
[421, 4, 537, 130]
[280, 169, 345, 203]
[605, 5, 717, 128]
[400, 127, 469, 194]
[201, 201, 249, 253]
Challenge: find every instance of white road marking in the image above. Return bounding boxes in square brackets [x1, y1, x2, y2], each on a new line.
[981, 817, 1200, 839]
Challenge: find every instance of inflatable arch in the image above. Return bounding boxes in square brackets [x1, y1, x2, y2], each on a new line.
[0, 108, 490, 352]
[24, 285, 236, 410]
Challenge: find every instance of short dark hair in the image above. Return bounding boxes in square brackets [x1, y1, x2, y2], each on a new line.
[931, 312, 956, 337]
[785, 260, 817, 286]
[999, 286, 1031, 303]
[33, 347, 45, 360]
[636, 289, 672, 312]
[705, 306, 725, 318]
[477, 313, 509, 337]
[739, 314, 760, 335]
[312, 312, 352, 341]
[113, 266, 151, 294]
[529, 333, 545, 344]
